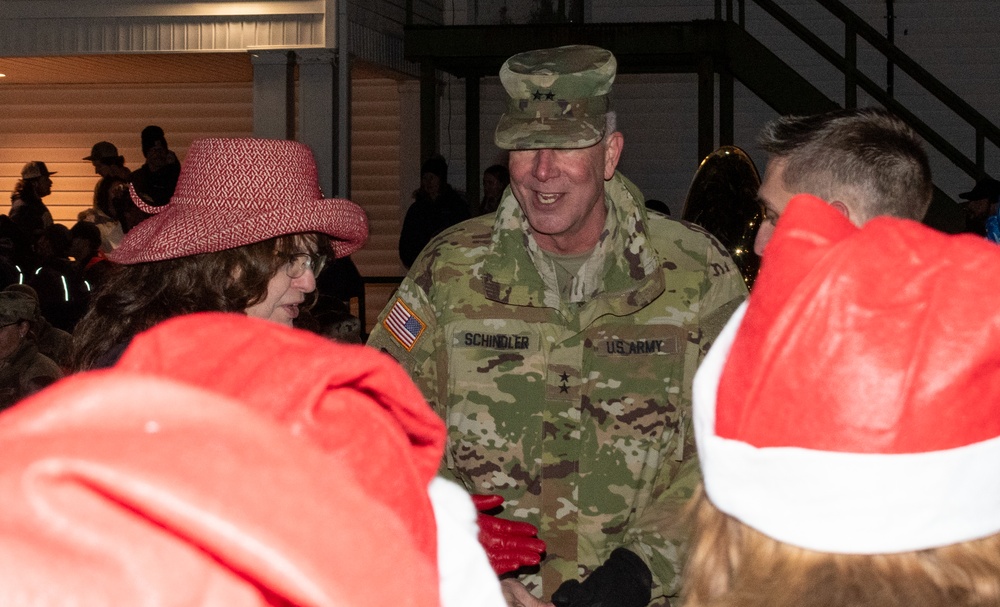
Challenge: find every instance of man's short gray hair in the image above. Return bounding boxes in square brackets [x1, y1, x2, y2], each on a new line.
[758, 108, 933, 223]
[604, 111, 617, 137]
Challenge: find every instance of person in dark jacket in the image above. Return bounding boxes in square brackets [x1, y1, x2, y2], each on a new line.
[26, 224, 90, 332]
[129, 124, 181, 209]
[398, 155, 470, 268]
[80, 141, 129, 251]
[479, 164, 510, 216]
[9, 161, 55, 244]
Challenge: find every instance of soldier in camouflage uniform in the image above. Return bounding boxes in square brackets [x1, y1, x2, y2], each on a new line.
[368, 45, 748, 607]
[0, 290, 62, 411]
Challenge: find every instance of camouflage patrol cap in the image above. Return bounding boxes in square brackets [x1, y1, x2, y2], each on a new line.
[495, 45, 617, 150]
[0, 291, 37, 326]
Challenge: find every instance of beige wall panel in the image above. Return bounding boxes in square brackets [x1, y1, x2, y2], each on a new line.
[353, 145, 401, 163]
[0, 82, 252, 224]
[0, 67, 408, 335]
[350, 76, 406, 331]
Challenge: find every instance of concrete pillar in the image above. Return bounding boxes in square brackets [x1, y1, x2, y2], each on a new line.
[250, 50, 294, 140]
[465, 75, 481, 207]
[297, 48, 340, 198]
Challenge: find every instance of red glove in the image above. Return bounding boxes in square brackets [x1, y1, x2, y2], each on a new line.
[472, 494, 546, 575]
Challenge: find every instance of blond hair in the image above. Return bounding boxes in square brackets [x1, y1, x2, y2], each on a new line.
[681, 486, 1000, 607]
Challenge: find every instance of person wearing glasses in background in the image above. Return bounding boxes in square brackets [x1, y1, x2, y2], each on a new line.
[71, 137, 369, 370]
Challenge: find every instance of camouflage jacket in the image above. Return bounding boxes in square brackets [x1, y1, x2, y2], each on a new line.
[0, 340, 62, 412]
[368, 172, 747, 604]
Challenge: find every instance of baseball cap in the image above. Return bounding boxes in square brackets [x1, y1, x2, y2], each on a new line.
[20, 161, 56, 180]
[494, 44, 616, 150]
[83, 141, 120, 161]
[959, 176, 1000, 202]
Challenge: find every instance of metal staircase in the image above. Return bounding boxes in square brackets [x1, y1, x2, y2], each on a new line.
[717, 0, 999, 231]
[404, 0, 998, 233]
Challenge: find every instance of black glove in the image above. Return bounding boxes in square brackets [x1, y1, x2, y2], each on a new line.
[550, 547, 653, 607]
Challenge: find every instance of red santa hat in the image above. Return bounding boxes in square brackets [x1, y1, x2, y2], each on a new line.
[693, 194, 1000, 554]
[0, 313, 446, 606]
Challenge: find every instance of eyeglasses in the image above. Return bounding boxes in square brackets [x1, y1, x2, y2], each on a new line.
[282, 253, 326, 279]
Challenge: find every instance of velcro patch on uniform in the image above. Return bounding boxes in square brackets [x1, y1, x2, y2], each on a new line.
[457, 332, 532, 350]
[383, 298, 426, 351]
[594, 336, 679, 356]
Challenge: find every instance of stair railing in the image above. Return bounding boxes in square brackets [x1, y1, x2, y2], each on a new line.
[717, 0, 998, 180]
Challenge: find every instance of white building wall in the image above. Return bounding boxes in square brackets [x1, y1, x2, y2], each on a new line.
[352, 0, 443, 75]
[0, 1, 329, 54]
[891, 0, 1000, 201]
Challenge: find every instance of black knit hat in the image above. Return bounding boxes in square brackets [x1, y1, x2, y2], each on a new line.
[421, 155, 448, 183]
[141, 125, 168, 156]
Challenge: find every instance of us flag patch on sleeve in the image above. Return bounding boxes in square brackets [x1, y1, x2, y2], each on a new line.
[383, 298, 426, 351]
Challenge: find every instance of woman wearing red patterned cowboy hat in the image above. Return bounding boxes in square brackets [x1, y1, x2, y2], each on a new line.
[682, 195, 1000, 607]
[71, 138, 368, 370]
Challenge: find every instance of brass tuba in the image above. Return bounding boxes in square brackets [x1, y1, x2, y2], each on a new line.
[681, 146, 763, 289]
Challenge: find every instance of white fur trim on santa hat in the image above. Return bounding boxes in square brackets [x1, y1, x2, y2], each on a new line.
[693, 301, 1000, 554]
[429, 478, 507, 607]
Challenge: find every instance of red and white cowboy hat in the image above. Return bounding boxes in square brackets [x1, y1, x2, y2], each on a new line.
[109, 138, 368, 264]
[694, 194, 1000, 554]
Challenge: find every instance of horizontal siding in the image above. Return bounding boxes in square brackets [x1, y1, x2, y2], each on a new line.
[353, 146, 401, 163]
[350, 76, 410, 332]
[351, 77, 406, 290]
[0, 69, 411, 332]
[0, 81, 253, 225]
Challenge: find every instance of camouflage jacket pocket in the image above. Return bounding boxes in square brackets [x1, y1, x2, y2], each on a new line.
[443, 319, 546, 496]
[577, 323, 689, 511]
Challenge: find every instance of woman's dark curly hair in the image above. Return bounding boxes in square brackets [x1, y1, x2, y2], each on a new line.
[71, 233, 330, 371]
